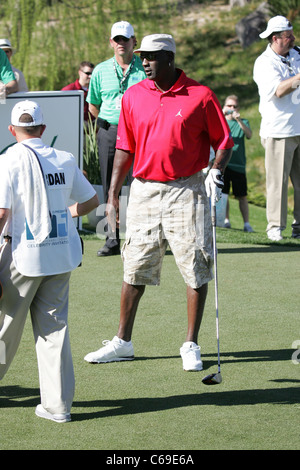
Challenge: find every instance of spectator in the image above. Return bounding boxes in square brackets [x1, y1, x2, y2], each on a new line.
[222, 94, 253, 232]
[0, 39, 28, 92]
[0, 100, 99, 423]
[253, 16, 300, 241]
[84, 34, 233, 372]
[87, 21, 146, 256]
[61, 61, 94, 124]
[0, 48, 18, 95]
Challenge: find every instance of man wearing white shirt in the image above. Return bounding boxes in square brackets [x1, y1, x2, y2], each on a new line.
[0, 100, 99, 423]
[253, 16, 300, 241]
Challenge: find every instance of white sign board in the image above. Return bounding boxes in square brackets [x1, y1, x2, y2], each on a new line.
[0, 91, 84, 228]
[1, 91, 84, 166]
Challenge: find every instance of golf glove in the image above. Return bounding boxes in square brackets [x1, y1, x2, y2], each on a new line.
[205, 169, 224, 203]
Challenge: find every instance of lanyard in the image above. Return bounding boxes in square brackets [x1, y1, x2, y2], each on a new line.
[113, 56, 136, 94]
[280, 54, 296, 77]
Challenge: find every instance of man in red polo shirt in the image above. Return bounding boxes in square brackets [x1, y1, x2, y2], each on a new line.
[61, 61, 94, 123]
[84, 34, 233, 372]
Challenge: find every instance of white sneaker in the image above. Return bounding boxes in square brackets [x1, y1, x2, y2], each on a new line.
[35, 404, 71, 423]
[244, 222, 254, 232]
[180, 341, 203, 371]
[267, 227, 282, 241]
[84, 336, 134, 363]
[224, 219, 231, 229]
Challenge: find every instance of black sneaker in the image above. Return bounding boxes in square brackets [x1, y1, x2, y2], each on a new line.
[97, 245, 120, 256]
[292, 231, 300, 239]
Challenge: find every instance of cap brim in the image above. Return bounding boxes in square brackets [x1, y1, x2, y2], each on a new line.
[0, 47, 16, 53]
[259, 25, 293, 39]
[112, 35, 131, 40]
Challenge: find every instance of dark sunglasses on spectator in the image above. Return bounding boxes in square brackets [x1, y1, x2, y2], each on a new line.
[81, 70, 92, 76]
[113, 36, 130, 43]
[140, 51, 161, 62]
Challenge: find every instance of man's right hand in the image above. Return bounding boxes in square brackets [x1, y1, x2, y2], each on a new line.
[205, 169, 224, 204]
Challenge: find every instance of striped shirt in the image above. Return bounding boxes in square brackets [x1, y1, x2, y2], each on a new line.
[87, 55, 146, 125]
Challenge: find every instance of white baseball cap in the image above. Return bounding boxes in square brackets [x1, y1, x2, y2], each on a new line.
[111, 21, 134, 39]
[0, 38, 16, 54]
[259, 16, 293, 39]
[11, 100, 44, 127]
[134, 34, 176, 53]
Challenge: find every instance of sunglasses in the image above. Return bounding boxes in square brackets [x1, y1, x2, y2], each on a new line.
[113, 36, 130, 43]
[140, 51, 161, 62]
[81, 70, 92, 76]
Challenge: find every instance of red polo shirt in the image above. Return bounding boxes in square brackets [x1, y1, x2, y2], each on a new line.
[61, 79, 91, 122]
[116, 69, 233, 182]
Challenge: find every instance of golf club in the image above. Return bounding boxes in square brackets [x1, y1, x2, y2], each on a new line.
[202, 197, 222, 385]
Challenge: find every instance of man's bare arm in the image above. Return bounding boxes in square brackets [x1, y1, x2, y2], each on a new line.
[88, 103, 100, 119]
[69, 193, 99, 218]
[275, 72, 300, 98]
[5, 80, 18, 95]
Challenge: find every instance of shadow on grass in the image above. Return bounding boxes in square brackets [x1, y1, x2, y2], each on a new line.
[217, 244, 300, 253]
[0, 385, 40, 408]
[73, 382, 300, 421]
[1, 382, 298, 421]
[0, 349, 298, 421]
[134, 348, 295, 371]
[204, 348, 294, 364]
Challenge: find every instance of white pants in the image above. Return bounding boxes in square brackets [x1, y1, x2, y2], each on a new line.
[263, 136, 300, 232]
[0, 242, 74, 415]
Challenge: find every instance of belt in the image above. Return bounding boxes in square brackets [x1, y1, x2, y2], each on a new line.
[97, 117, 118, 130]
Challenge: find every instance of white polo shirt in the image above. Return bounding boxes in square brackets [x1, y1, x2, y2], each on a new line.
[0, 138, 96, 276]
[253, 44, 300, 138]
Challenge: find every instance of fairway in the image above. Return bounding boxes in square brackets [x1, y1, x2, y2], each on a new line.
[0, 204, 299, 451]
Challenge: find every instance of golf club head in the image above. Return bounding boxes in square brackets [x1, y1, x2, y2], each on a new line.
[202, 372, 222, 385]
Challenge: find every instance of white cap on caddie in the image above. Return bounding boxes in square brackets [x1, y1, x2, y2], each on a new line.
[134, 34, 176, 53]
[111, 21, 134, 39]
[11, 100, 44, 127]
[259, 15, 293, 39]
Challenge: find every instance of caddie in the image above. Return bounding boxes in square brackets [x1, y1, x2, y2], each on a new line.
[0, 100, 99, 423]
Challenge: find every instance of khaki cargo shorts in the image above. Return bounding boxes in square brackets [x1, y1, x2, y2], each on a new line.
[122, 171, 214, 289]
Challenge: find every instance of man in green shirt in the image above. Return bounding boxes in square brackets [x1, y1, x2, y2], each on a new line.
[222, 95, 254, 232]
[0, 48, 18, 96]
[87, 21, 146, 256]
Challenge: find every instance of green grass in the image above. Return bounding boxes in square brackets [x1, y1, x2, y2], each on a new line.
[0, 199, 299, 450]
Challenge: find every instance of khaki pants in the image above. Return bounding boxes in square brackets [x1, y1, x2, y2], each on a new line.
[0, 242, 74, 415]
[122, 172, 214, 289]
[263, 136, 300, 232]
